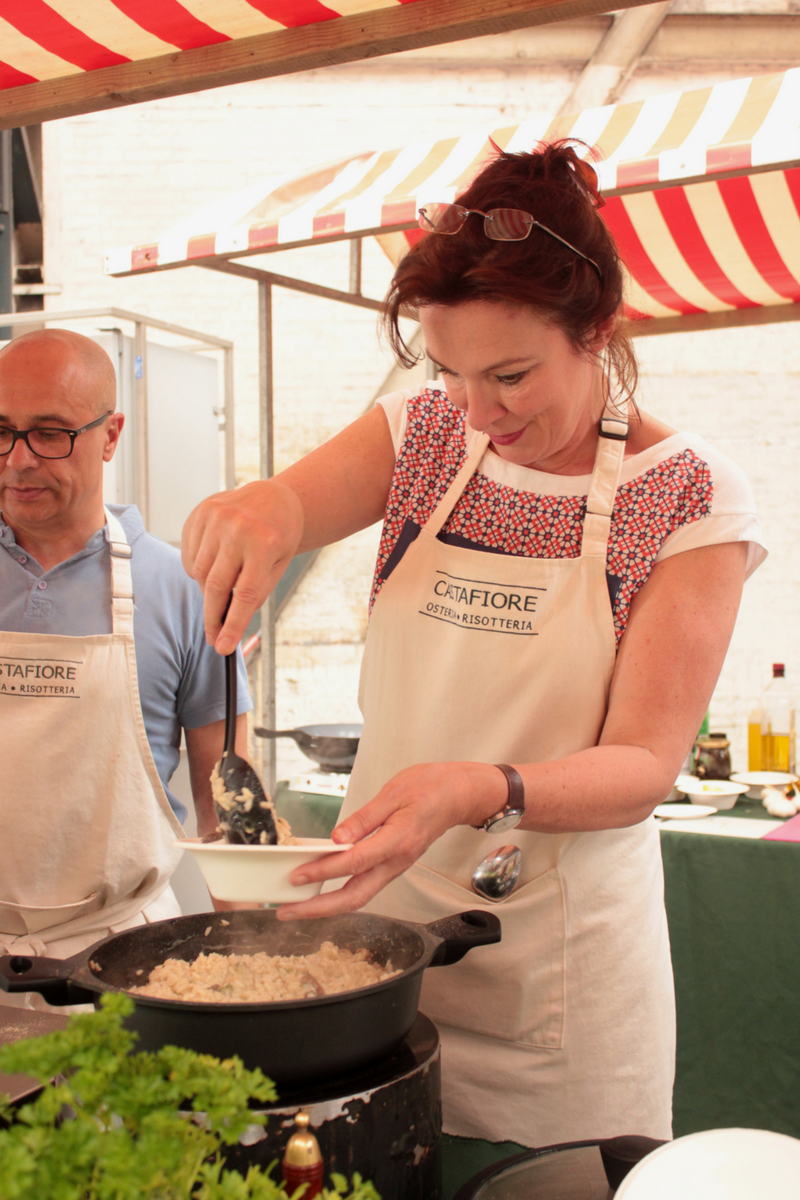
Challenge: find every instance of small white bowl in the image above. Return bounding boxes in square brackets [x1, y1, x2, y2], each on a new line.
[175, 838, 353, 904]
[729, 770, 798, 799]
[675, 775, 749, 809]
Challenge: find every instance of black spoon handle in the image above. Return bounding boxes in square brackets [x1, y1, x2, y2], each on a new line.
[221, 593, 237, 759]
[224, 648, 238, 758]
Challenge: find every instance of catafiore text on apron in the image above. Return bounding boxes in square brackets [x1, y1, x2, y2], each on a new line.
[0, 655, 82, 696]
[423, 569, 545, 635]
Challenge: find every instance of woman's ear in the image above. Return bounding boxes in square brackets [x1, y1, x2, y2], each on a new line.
[589, 315, 616, 354]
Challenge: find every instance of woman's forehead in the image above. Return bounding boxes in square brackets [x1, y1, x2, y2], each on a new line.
[420, 301, 566, 367]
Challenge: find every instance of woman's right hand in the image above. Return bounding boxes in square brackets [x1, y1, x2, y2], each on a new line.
[182, 478, 304, 654]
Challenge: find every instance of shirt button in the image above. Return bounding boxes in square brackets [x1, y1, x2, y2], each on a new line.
[37, 580, 47, 590]
[18, 555, 27, 564]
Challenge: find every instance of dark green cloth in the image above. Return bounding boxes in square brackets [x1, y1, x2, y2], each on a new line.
[274, 781, 344, 838]
[441, 1134, 528, 1199]
[661, 827, 800, 1138]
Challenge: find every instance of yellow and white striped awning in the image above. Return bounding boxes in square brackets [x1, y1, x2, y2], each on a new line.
[106, 68, 800, 329]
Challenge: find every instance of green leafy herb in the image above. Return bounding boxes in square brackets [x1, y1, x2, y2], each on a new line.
[0, 994, 380, 1200]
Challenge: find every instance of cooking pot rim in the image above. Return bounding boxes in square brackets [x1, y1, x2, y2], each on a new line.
[78, 910, 439, 1012]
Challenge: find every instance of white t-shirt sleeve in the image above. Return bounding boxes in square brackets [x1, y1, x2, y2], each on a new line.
[376, 385, 441, 457]
[655, 438, 768, 578]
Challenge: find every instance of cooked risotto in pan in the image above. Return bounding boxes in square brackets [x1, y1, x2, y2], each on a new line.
[132, 942, 400, 1003]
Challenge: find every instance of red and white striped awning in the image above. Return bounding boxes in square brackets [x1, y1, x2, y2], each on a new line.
[0, 0, 632, 129]
[106, 68, 800, 331]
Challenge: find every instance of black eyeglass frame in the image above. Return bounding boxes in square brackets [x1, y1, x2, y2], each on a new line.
[418, 203, 603, 281]
[0, 410, 113, 460]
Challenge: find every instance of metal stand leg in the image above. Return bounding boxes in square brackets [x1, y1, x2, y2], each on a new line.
[258, 279, 277, 797]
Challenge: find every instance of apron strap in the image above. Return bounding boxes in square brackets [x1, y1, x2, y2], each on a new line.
[104, 507, 134, 637]
[581, 399, 629, 559]
[420, 404, 627, 557]
[423, 431, 491, 538]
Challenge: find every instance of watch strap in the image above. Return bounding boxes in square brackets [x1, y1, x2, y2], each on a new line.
[473, 763, 526, 831]
[494, 763, 525, 813]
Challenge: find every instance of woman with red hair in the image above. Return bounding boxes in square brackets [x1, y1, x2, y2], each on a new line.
[183, 143, 765, 1146]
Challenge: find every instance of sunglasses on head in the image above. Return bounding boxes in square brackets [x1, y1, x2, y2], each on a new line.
[417, 203, 603, 281]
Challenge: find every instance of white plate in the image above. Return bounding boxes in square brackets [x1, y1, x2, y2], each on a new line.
[654, 803, 718, 819]
[674, 775, 749, 809]
[730, 770, 798, 798]
[616, 1127, 800, 1200]
[176, 838, 353, 903]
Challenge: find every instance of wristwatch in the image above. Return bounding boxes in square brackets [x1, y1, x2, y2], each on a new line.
[473, 764, 525, 833]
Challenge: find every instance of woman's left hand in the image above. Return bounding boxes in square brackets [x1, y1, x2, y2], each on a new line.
[277, 761, 504, 919]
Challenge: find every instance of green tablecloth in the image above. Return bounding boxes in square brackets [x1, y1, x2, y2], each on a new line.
[661, 825, 800, 1139]
[275, 783, 800, 1194]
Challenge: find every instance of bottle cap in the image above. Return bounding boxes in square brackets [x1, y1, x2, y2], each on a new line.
[283, 1112, 322, 1167]
[773, 663, 785, 677]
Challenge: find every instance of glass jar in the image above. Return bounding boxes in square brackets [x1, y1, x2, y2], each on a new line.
[692, 733, 732, 780]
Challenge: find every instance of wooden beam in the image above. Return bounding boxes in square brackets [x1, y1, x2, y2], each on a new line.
[0, 0, 659, 130]
[558, 0, 673, 114]
[627, 302, 800, 338]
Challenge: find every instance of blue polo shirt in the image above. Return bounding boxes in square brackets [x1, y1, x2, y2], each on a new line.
[0, 503, 252, 822]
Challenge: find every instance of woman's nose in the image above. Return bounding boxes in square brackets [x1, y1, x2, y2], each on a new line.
[464, 385, 506, 432]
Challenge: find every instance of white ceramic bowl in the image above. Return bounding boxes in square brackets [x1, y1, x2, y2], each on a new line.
[729, 770, 798, 799]
[175, 838, 353, 903]
[615, 1127, 800, 1200]
[675, 775, 749, 809]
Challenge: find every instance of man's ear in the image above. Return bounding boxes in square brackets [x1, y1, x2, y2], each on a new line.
[103, 412, 125, 463]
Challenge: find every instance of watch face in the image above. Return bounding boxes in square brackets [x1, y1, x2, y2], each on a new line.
[486, 810, 523, 834]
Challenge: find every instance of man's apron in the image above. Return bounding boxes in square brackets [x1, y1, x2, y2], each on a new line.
[340, 405, 675, 1146]
[0, 509, 185, 1007]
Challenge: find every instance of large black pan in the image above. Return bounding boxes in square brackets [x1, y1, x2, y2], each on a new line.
[0, 909, 499, 1085]
[254, 724, 362, 773]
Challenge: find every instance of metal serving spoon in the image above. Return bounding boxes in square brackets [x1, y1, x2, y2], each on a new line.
[214, 603, 278, 845]
[471, 844, 522, 903]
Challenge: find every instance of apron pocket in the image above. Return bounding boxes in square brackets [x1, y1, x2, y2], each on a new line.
[381, 861, 566, 1049]
[0, 891, 103, 937]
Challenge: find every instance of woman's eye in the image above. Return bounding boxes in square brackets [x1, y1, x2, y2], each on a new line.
[496, 372, 527, 385]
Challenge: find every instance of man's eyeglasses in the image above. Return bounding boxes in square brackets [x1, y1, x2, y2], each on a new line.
[417, 203, 603, 280]
[0, 410, 113, 460]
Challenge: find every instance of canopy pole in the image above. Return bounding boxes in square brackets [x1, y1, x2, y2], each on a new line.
[223, 345, 235, 490]
[349, 238, 362, 296]
[257, 279, 277, 797]
[133, 320, 149, 528]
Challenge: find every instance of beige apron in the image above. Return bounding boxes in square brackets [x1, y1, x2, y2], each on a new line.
[0, 509, 185, 1006]
[340, 405, 675, 1146]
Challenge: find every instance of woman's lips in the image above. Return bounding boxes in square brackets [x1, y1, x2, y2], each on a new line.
[490, 428, 525, 446]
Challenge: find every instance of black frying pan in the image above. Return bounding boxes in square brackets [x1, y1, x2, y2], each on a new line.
[0, 908, 500, 1084]
[254, 724, 362, 773]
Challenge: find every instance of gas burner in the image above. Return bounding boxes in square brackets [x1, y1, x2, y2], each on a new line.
[224, 1014, 441, 1200]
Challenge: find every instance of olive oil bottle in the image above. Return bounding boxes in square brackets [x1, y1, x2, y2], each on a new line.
[760, 664, 795, 773]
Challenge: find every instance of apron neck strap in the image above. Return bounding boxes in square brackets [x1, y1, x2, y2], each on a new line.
[104, 507, 134, 636]
[420, 401, 628, 556]
[581, 398, 629, 558]
[422, 430, 491, 538]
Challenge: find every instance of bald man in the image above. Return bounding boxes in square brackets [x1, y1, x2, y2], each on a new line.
[0, 330, 251, 995]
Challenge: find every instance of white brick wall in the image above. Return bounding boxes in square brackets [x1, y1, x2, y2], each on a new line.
[42, 42, 799, 782]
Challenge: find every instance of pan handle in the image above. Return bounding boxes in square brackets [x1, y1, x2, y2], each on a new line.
[426, 910, 502, 967]
[253, 728, 302, 741]
[0, 953, 95, 1006]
